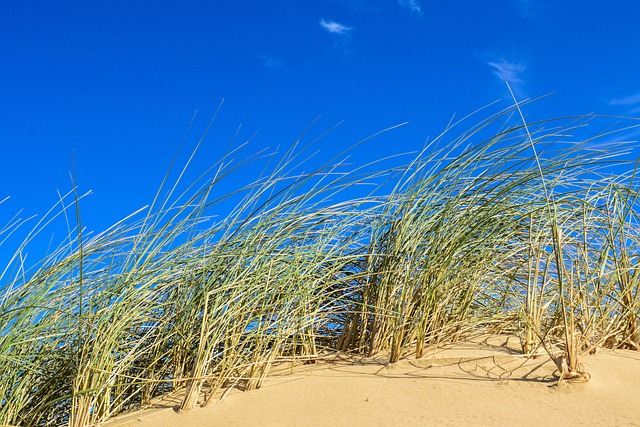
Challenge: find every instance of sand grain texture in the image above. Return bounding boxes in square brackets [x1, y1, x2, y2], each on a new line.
[105, 335, 640, 427]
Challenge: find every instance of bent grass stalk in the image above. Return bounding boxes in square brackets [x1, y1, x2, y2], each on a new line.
[1, 105, 639, 425]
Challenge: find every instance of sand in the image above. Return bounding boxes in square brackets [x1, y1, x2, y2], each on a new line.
[105, 335, 640, 427]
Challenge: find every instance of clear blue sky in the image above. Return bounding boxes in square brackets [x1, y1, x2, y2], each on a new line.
[1, 1, 639, 259]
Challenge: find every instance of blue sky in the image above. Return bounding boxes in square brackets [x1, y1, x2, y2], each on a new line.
[1, 1, 639, 262]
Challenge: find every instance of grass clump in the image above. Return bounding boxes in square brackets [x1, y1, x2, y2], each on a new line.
[1, 101, 639, 426]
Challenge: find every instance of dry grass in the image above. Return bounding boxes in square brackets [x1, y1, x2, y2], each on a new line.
[1, 101, 639, 426]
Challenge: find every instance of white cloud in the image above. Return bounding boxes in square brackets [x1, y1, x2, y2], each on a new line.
[609, 92, 640, 106]
[319, 19, 353, 34]
[609, 92, 640, 115]
[487, 59, 526, 84]
[398, 0, 423, 16]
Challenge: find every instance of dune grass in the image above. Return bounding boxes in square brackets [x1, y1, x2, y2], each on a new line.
[1, 102, 639, 426]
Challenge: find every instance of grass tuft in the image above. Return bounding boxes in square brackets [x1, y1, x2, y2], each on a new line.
[1, 102, 639, 425]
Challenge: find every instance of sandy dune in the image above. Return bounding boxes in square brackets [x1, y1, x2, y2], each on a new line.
[105, 335, 640, 426]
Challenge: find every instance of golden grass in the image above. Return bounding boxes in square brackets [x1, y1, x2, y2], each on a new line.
[1, 101, 639, 426]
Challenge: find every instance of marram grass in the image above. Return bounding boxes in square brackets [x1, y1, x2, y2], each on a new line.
[1, 103, 640, 426]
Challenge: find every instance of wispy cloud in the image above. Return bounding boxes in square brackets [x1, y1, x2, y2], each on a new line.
[319, 19, 353, 34]
[609, 91, 640, 115]
[609, 92, 640, 106]
[398, 0, 423, 17]
[487, 59, 526, 84]
[478, 53, 528, 98]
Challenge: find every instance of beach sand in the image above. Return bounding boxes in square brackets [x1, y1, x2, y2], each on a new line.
[105, 335, 640, 426]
